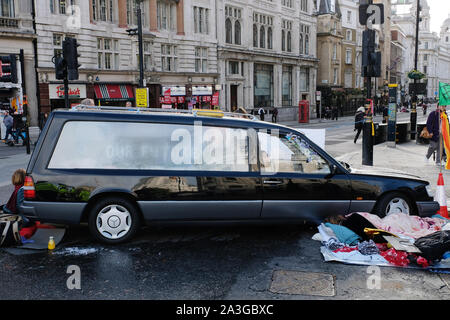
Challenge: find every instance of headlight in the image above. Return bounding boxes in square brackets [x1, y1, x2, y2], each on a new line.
[425, 185, 434, 197]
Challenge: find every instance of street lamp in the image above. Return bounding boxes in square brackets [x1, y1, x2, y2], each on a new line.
[411, 0, 421, 140]
[127, 0, 144, 88]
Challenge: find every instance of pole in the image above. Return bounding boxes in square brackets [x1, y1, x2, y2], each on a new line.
[362, 77, 373, 166]
[137, 1, 144, 88]
[411, 0, 420, 140]
[19, 50, 30, 154]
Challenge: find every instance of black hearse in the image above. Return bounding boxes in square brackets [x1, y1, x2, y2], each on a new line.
[20, 107, 439, 243]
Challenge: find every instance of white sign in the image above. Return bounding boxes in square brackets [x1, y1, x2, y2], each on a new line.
[49, 84, 87, 99]
[162, 86, 186, 96]
[192, 85, 213, 96]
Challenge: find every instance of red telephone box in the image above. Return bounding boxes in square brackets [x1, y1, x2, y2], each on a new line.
[298, 100, 309, 123]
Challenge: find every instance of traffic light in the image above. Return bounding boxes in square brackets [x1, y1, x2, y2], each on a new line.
[0, 54, 18, 83]
[55, 55, 67, 80]
[362, 29, 381, 78]
[63, 37, 81, 80]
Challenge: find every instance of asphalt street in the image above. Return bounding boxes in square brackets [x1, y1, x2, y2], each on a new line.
[0, 110, 449, 303]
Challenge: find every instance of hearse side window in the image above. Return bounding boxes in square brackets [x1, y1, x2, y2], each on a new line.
[258, 131, 331, 174]
[48, 121, 252, 172]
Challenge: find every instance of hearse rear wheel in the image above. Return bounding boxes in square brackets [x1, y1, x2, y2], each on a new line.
[88, 197, 141, 244]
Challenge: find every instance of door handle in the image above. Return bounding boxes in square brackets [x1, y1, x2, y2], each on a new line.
[263, 180, 283, 185]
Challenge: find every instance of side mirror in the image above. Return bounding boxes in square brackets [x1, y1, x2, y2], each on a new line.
[325, 164, 337, 179]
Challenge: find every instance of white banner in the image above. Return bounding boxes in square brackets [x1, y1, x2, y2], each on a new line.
[49, 84, 87, 99]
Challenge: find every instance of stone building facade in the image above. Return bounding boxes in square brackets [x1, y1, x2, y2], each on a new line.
[217, 0, 319, 120]
[0, 0, 38, 126]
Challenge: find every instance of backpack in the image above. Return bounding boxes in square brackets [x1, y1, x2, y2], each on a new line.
[0, 214, 22, 247]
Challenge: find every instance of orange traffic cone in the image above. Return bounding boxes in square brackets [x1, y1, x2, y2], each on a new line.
[435, 173, 449, 218]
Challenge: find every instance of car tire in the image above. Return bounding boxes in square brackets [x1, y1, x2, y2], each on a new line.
[88, 197, 141, 244]
[373, 192, 416, 218]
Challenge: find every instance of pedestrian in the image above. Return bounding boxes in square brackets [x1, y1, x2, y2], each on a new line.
[354, 107, 365, 143]
[332, 106, 338, 121]
[126, 101, 133, 108]
[258, 107, 265, 121]
[425, 104, 448, 165]
[423, 103, 427, 116]
[382, 105, 388, 124]
[325, 106, 331, 120]
[2, 110, 13, 142]
[272, 107, 278, 123]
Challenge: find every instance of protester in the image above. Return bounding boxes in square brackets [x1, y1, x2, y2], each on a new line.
[2, 110, 13, 141]
[354, 107, 365, 144]
[332, 106, 338, 121]
[0, 169, 33, 226]
[271, 107, 278, 123]
[258, 107, 265, 121]
[425, 104, 448, 165]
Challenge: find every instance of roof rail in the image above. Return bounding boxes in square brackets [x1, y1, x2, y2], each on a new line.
[70, 105, 258, 121]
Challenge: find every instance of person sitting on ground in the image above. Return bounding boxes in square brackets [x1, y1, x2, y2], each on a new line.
[0, 169, 34, 227]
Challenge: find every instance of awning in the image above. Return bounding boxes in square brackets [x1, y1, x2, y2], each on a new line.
[94, 84, 135, 100]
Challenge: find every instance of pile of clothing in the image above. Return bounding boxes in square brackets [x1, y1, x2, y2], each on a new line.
[315, 212, 450, 270]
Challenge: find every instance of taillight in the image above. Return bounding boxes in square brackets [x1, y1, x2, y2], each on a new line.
[23, 175, 36, 200]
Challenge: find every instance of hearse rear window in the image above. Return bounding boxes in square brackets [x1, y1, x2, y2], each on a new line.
[48, 121, 253, 172]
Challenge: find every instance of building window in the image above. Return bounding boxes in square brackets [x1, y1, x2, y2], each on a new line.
[300, 24, 310, 55]
[282, 20, 292, 52]
[234, 21, 241, 45]
[225, 6, 242, 45]
[300, 67, 310, 92]
[141, 41, 152, 71]
[333, 68, 338, 85]
[346, 10, 351, 23]
[253, 12, 273, 49]
[225, 19, 232, 44]
[194, 6, 209, 34]
[157, 0, 176, 31]
[161, 44, 177, 72]
[346, 30, 352, 41]
[254, 64, 274, 108]
[300, 0, 308, 12]
[267, 27, 272, 49]
[346, 49, 352, 64]
[424, 65, 427, 75]
[228, 61, 239, 75]
[253, 24, 258, 47]
[98, 38, 119, 70]
[282, 65, 292, 106]
[260, 26, 265, 48]
[50, 0, 70, 15]
[92, 0, 114, 22]
[52, 34, 63, 58]
[195, 47, 208, 73]
[282, 0, 293, 8]
[424, 54, 428, 61]
[332, 44, 337, 60]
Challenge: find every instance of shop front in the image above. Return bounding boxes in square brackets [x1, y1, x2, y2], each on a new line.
[49, 83, 87, 110]
[93, 84, 135, 107]
[159, 85, 216, 110]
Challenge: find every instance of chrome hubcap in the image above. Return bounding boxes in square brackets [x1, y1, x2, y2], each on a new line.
[386, 198, 410, 216]
[96, 205, 131, 240]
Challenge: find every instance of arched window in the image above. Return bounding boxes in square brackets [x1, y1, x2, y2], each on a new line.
[253, 24, 258, 47]
[260, 26, 265, 48]
[225, 18, 232, 44]
[287, 31, 291, 52]
[234, 20, 241, 45]
[299, 34, 303, 54]
[305, 35, 309, 55]
[267, 27, 273, 49]
[282, 30, 285, 51]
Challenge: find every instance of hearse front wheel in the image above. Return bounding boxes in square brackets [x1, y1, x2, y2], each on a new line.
[88, 197, 141, 244]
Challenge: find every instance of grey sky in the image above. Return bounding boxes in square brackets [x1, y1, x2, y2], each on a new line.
[429, 0, 450, 34]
